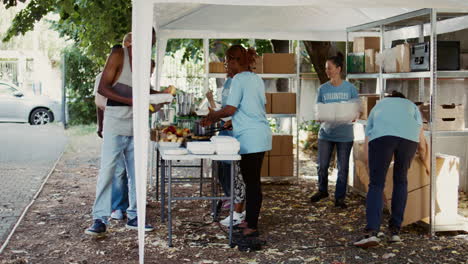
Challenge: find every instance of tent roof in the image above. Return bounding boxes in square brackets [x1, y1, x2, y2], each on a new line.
[152, 1, 468, 41]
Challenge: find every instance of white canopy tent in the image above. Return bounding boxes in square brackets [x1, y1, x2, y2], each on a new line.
[131, 1, 468, 263]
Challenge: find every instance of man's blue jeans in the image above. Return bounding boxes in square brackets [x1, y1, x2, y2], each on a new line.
[366, 136, 418, 231]
[92, 131, 136, 224]
[111, 154, 129, 212]
[317, 139, 353, 200]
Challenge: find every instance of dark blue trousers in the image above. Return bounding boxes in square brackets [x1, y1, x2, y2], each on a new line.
[366, 136, 418, 231]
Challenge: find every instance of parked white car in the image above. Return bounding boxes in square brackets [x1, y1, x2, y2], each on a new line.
[0, 80, 62, 125]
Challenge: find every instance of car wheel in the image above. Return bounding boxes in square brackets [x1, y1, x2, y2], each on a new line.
[29, 108, 54, 125]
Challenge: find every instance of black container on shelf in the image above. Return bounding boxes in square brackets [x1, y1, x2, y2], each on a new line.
[410, 41, 460, 71]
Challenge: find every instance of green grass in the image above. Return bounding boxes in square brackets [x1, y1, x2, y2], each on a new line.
[65, 124, 97, 137]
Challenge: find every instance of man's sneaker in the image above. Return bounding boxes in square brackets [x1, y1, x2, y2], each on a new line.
[353, 233, 381, 248]
[110, 209, 124, 220]
[335, 199, 347, 209]
[126, 217, 155, 232]
[389, 227, 402, 243]
[389, 234, 402, 243]
[220, 211, 245, 227]
[85, 219, 107, 236]
[310, 191, 329, 203]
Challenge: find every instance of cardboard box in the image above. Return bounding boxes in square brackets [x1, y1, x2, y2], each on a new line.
[265, 93, 272, 114]
[269, 155, 294, 177]
[384, 185, 430, 226]
[252, 56, 263, 73]
[271, 93, 296, 114]
[429, 154, 460, 225]
[359, 94, 380, 120]
[209, 62, 226, 73]
[353, 37, 380, 53]
[461, 53, 468, 70]
[261, 156, 269, 177]
[419, 103, 465, 122]
[394, 43, 411, 73]
[347, 52, 365, 73]
[383, 157, 430, 202]
[365, 49, 378, 73]
[354, 159, 369, 194]
[432, 117, 465, 131]
[263, 53, 296, 73]
[384, 154, 459, 227]
[268, 134, 293, 156]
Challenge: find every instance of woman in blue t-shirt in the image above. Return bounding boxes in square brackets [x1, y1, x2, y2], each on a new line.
[354, 91, 425, 248]
[310, 52, 359, 209]
[202, 45, 272, 241]
[206, 68, 246, 227]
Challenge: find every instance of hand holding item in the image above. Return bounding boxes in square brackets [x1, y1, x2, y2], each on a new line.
[162, 85, 177, 95]
[206, 107, 219, 122]
[223, 120, 233, 130]
[200, 117, 213, 127]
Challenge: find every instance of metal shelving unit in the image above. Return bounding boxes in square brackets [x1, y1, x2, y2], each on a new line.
[208, 73, 297, 79]
[348, 71, 468, 80]
[346, 8, 468, 234]
[203, 39, 301, 181]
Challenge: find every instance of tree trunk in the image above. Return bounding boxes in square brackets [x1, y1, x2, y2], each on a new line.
[303, 41, 332, 84]
[270, 39, 290, 92]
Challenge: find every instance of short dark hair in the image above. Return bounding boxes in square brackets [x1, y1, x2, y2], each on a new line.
[387, 90, 406, 98]
[111, 44, 123, 50]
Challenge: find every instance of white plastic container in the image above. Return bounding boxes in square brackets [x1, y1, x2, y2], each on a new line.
[210, 136, 238, 143]
[158, 142, 182, 148]
[215, 141, 240, 155]
[316, 101, 360, 123]
[162, 148, 188, 155]
[186, 142, 216, 155]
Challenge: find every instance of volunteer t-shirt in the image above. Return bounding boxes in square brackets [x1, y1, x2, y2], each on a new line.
[219, 78, 233, 137]
[316, 80, 359, 142]
[226, 71, 272, 154]
[365, 97, 422, 143]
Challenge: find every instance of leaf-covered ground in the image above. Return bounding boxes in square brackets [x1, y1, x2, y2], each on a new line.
[1, 130, 467, 264]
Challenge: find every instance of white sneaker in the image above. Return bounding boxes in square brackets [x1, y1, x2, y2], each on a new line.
[353, 234, 381, 248]
[220, 212, 244, 227]
[110, 209, 124, 220]
[389, 234, 402, 243]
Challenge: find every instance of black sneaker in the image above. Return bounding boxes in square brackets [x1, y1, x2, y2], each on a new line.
[126, 217, 155, 232]
[85, 219, 107, 236]
[310, 191, 329, 203]
[335, 199, 347, 209]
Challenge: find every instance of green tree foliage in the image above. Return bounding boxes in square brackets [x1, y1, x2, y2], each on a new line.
[63, 45, 99, 125]
[3, 0, 131, 65]
[165, 38, 274, 63]
[2, 0, 25, 8]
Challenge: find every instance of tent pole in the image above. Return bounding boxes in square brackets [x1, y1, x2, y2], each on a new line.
[429, 8, 438, 238]
[132, 1, 153, 263]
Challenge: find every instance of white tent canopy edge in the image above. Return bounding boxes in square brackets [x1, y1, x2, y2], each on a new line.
[132, 1, 468, 263]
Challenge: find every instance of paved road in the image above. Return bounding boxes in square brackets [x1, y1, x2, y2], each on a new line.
[0, 123, 67, 245]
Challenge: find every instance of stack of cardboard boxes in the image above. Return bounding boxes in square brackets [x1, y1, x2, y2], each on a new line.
[349, 37, 380, 73]
[265, 93, 296, 114]
[353, 141, 460, 226]
[418, 103, 465, 131]
[261, 134, 294, 177]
